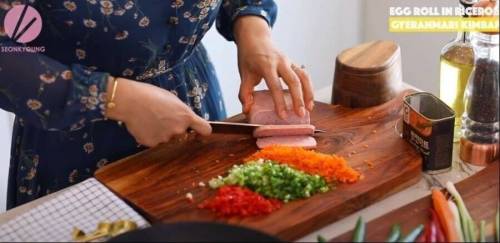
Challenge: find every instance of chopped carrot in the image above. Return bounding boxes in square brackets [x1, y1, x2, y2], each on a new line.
[432, 189, 460, 242]
[245, 146, 361, 183]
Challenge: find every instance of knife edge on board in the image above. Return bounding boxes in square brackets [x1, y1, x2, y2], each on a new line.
[208, 121, 326, 135]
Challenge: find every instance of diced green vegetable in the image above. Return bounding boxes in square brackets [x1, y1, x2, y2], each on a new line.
[208, 160, 329, 202]
[317, 235, 327, 243]
[446, 181, 477, 242]
[352, 216, 365, 242]
[401, 224, 424, 243]
[386, 224, 401, 242]
[448, 199, 465, 241]
[479, 220, 486, 242]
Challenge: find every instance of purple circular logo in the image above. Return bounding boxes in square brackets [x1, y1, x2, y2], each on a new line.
[3, 4, 42, 43]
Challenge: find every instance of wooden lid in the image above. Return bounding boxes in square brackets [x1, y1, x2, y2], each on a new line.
[336, 40, 401, 74]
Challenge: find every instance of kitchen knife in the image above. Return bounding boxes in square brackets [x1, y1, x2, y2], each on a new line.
[208, 121, 326, 135]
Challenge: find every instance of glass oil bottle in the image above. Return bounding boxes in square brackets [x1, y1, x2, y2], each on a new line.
[439, 0, 476, 142]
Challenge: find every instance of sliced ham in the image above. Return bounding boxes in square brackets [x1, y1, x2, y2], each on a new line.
[256, 136, 317, 149]
[248, 90, 310, 125]
[249, 90, 317, 149]
[253, 124, 316, 138]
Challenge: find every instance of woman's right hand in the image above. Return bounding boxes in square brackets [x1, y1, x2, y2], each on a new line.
[105, 77, 212, 147]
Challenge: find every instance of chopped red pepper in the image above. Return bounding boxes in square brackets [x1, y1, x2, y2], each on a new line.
[198, 186, 282, 217]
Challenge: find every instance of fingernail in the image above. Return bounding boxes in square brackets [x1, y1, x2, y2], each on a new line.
[307, 101, 315, 111]
[299, 106, 306, 117]
[279, 110, 288, 120]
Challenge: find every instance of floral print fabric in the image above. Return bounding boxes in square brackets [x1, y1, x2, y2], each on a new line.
[0, 0, 277, 208]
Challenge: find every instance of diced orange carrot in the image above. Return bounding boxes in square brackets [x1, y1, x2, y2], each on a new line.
[246, 146, 361, 183]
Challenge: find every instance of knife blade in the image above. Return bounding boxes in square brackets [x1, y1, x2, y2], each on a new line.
[208, 121, 326, 135]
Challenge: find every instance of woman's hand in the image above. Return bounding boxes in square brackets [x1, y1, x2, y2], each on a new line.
[105, 77, 212, 147]
[234, 16, 314, 119]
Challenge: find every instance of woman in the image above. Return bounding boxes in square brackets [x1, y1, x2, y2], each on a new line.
[0, 0, 314, 209]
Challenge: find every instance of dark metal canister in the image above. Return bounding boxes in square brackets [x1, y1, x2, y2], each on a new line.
[402, 92, 456, 173]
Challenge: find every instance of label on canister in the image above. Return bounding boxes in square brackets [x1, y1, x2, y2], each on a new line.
[402, 92, 455, 173]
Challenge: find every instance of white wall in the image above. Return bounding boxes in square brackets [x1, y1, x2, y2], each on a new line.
[204, 0, 363, 116]
[363, 0, 456, 94]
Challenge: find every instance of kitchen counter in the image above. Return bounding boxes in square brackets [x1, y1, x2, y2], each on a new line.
[0, 84, 486, 241]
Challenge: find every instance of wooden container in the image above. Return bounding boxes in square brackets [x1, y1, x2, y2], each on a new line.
[332, 40, 403, 108]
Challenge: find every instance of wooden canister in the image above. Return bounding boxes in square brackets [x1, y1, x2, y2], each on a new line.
[332, 40, 403, 108]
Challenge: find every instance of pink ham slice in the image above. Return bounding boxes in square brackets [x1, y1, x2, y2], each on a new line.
[249, 90, 317, 149]
[253, 124, 316, 138]
[248, 90, 310, 125]
[256, 136, 317, 149]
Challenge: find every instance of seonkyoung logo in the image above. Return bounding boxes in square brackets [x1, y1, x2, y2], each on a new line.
[3, 4, 42, 44]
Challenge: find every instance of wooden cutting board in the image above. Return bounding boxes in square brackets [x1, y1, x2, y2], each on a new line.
[333, 161, 499, 242]
[95, 90, 422, 241]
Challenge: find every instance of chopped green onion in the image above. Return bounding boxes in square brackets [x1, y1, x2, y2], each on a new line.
[352, 216, 365, 242]
[446, 181, 477, 242]
[479, 220, 486, 242]
[208, 160, 329, 202]
[448, 199, 464, 242]
[401, 224, 424, 243]
[317, 235, 327, 243]
[386, 224, 401, 242]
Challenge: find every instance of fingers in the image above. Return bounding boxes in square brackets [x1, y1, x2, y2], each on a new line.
[262, 69, 288, 119]
[189, 112, 212, 136]
[279, 63, 306, 117]
[292, 64, 314, 111]
[239, 72, 259, 114]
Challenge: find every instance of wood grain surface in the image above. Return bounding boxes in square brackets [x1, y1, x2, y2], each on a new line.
[95, 90, 422, 241]
[333, 40, 403, 108]
[333, 162, 499, 242]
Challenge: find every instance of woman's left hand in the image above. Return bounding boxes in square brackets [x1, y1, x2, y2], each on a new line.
[234, 16, 314, 119]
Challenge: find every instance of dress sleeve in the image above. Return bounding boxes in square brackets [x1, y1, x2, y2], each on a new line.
[216, 0, 278, 41]
[0, 4, 109, 131]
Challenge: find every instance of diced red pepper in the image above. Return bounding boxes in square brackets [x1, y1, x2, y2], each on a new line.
[199, 186, 282, 217]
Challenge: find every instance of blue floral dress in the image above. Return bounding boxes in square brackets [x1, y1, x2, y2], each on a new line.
[0, 0, 277, 209]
